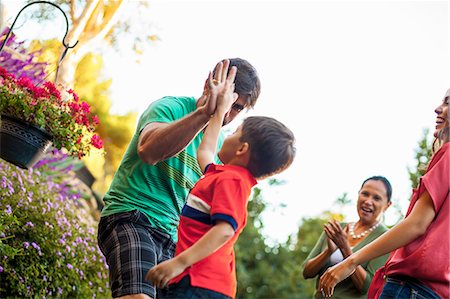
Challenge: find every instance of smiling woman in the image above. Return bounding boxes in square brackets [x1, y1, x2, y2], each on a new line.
[318, 89, 450, 299]
[301, 176, 393, 299]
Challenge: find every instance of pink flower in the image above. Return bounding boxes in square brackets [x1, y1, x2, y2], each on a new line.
[1, 67, 104, 158]
[92, 115, 100, 125]
[67, 89, 79, 102]
[43, 81, 61, 100]
[90, 134, 104, 149]
[80, 102, 90, 114]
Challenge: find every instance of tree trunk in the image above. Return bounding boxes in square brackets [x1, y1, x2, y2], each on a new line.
[54, 0, 127, 87]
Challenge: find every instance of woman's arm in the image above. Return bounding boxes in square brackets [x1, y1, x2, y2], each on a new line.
[303, 248, 333, 279]
[319, 190, 436, 297]
[303, 231, 334, 279]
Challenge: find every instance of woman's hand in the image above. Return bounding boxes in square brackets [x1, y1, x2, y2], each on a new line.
[324, 220, 351, 255]
[325, 225, 337, 253]
[319, 258, 357, 297]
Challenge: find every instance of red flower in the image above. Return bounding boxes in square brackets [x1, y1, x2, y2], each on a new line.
[1, 67, 104, 158]
[92, 115, 100, 125]
[90, 134, 104, 149]
[43, 81, 61, 100]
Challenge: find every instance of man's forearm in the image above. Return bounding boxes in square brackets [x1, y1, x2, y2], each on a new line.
[138, 108, 211, 164]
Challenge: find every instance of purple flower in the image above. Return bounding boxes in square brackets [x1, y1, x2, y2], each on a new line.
[23, 242, 30, 249]
[26, 222, 34, 228]
[31, 242, 40, 250]
[7, 183, 14, 195]
[57, 287, 63, 295]
[5, 205, 12, 215]
[0, 265, 3, 272]
[67, 263, 73, 270]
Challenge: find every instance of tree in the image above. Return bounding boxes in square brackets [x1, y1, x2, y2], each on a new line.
[21, 0, 157, 87]
[74, 52, 137, 193]
[407, 128, 433, 190]
[235, 182, 306, 298]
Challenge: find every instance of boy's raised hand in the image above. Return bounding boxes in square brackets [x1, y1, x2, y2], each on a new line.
[145, 257, 187, 289]
[205, 59, 238, 116]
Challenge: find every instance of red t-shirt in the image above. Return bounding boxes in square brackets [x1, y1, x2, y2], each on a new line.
[385, 142, 449, 298]
[170, 164, 257, 298]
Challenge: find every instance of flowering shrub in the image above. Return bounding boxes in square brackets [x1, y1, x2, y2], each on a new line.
[0, 159, 110, 298]
[0, 67, 103, 158]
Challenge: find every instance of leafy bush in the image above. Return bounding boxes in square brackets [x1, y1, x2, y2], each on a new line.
[0, 159, 110, 298]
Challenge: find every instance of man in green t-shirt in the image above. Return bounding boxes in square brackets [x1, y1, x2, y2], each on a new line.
[97, 58, 261, 299]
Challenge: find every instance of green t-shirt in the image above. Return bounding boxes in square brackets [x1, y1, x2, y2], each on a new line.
[101, 96, 224, 241]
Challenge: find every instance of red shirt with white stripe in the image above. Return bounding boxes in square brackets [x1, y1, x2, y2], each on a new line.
[169, 164, 257, 298]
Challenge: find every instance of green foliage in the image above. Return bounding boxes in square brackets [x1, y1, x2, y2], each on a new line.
[407, 128, 432, 189]
[235, 187, 306, 298]
[0, 161, 110, 298]
[74, 53, 137, 193]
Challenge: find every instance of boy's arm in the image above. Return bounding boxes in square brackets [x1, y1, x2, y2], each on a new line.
[197, 61, 237, 172]
[197, 109, 227, 172]
[146, 220, 235, 288]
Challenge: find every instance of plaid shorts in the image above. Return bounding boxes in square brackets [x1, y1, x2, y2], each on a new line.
[97, 210, 176, 298]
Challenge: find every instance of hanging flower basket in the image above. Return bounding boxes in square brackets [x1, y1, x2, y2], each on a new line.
[0, 67, 104, 169]
[0, 115, 52, 169]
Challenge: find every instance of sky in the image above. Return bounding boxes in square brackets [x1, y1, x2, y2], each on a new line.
[3, 0, 449, 244]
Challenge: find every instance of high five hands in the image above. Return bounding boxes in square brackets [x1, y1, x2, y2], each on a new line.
[203, 59, 238, 116]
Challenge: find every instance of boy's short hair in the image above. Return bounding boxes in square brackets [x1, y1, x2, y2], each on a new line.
[240, 116, 296, 178]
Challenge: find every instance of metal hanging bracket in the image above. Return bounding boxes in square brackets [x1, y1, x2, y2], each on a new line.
[0, 0, 79, 83]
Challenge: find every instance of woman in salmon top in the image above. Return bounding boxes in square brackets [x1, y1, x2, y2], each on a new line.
[319, 88, 449, 299]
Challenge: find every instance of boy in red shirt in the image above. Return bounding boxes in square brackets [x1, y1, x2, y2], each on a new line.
[146, 60, 296, 299]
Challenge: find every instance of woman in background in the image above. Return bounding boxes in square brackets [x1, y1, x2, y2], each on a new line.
[302, 176, 392, 298]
